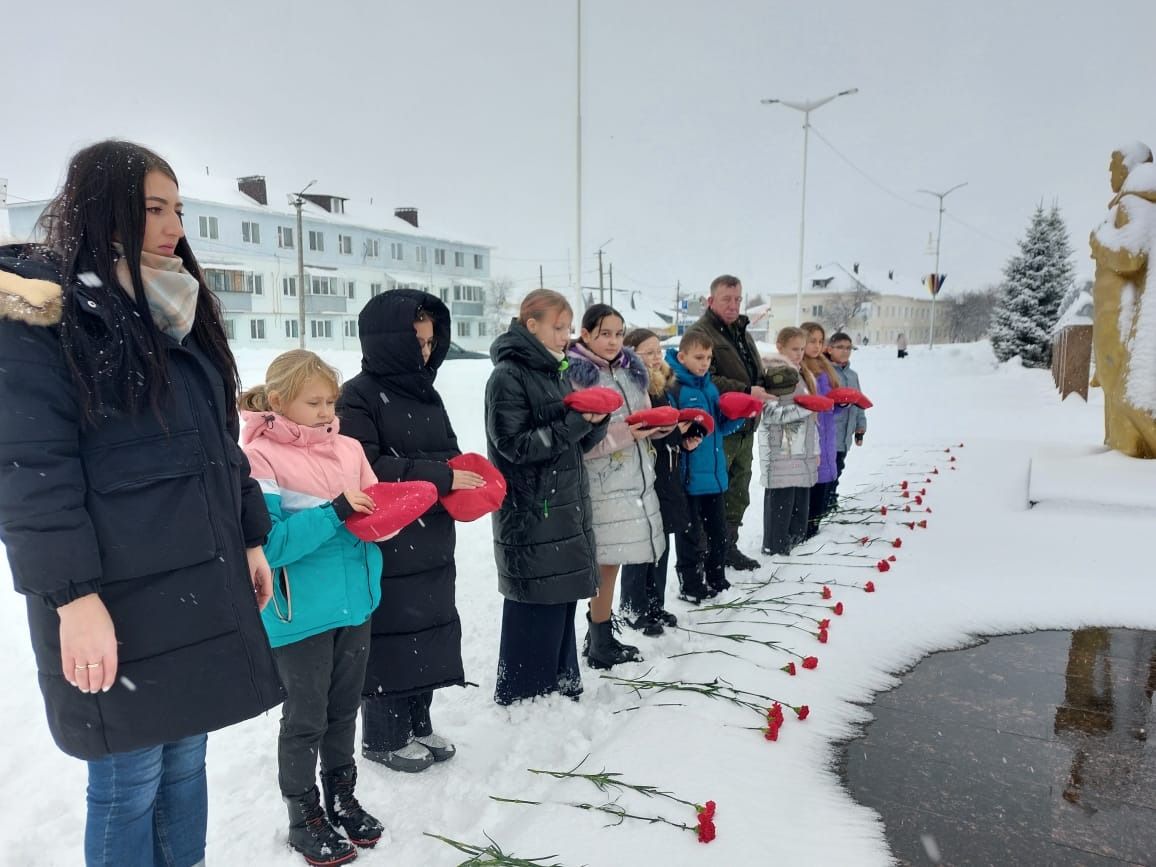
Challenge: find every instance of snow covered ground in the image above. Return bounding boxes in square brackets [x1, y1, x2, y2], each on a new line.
[2, 340, 1150, 866]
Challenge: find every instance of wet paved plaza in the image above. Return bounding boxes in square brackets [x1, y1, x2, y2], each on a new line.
[843, 629, 1156, 866]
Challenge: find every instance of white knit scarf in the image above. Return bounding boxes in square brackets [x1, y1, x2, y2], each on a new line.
[113, 243, 199, 341]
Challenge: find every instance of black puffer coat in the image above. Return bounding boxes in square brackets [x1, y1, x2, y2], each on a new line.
[649, 389, 693, 537]
[485, 322, 607, 604]
[337, 289, 465, 697]
[0, 246, 284, 760]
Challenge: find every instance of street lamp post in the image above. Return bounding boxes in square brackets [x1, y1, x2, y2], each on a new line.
[917, 182, 967, 349]
[290, 181, 317, 349]
[761, 88, 859, 324]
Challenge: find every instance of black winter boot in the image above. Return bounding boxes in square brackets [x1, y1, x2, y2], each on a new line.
[285, 785, 358, 866]
[725, 524, 760, 571]
[585, 612, 642, 669]
[321, 764, 384, 848]
[677, 563, 712, 604]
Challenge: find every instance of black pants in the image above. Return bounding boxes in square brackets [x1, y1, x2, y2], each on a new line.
[805, 481, 835, 539]
[272, 620, 371, 796]
[361, 691, 433, 753]
[831, 451, 847, 506]
[620, 539, 671, 619]
[898, 349, 908, 359]
[675, 493, 727, 591]
[762, 487, 810, 555]
[495, 598, 582, 705]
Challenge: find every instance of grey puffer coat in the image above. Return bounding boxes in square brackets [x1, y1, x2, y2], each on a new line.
[566, 343, 666, 565]
[759, 354, 820, 490]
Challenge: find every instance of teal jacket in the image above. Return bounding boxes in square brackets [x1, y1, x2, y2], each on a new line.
[241, 411, 383, 648]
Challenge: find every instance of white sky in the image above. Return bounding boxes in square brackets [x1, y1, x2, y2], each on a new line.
[3, 0, 1154, 302]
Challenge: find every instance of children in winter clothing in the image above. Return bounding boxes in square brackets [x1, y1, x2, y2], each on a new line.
[620, 329, 700, 635]
[664, 332, 748, 602]
[241, 350, 386, 865]
[760, 328, 821, 555]
[566, 305, 667, 668]
[826, 331, 867, 503]
[800, 322, 842, 539]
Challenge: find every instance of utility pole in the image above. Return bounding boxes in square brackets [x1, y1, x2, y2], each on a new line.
[574, 0, 584, 315]
[674, 280, 681, 334]
[291, 180, 316, 350]
[597, 248, 605, 303]
[608, 262, 614, 309]
[539, 265, 544, 289]
[917, 181, 967, 349]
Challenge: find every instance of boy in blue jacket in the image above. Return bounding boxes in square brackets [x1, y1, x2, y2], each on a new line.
[665, 332, 748, 602]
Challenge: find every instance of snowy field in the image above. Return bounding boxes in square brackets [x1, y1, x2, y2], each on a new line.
[1, 339, 1149, 866]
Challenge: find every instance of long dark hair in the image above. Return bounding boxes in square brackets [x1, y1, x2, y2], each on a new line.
[38, 140, 239, 423]
[579, 303, 624, 341]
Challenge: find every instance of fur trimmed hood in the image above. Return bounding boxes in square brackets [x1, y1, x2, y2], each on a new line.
[566, 342, 649, 392]
[0, 248, 64, 327]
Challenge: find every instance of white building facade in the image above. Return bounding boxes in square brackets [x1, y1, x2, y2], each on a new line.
[2, 174, 495, 353]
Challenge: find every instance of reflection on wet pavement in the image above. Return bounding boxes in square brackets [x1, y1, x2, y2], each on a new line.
[842, 629, 1156, 866]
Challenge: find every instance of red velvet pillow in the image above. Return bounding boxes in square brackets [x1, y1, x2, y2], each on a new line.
[562, 387, 624, 415]
[718, 391, 765, 420]
[795, 394, 836, 413]
[625, 406, 680, 429]
[826, 387, 860, 407]
[441, 453, 508, 522]
[678, 407, 715, 436]
[345, 481, 439, 542]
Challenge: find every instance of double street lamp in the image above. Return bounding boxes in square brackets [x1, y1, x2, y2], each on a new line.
[761, 88, 859, 324]
[917, 182, 967, 349]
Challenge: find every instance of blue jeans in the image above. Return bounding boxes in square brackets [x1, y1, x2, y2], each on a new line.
[85, 734, 208, 867]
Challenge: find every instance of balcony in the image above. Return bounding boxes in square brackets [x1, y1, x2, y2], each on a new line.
[452, 300, 484, 317]
[304, 294, 347, 314]
[214, 291, 253, 312]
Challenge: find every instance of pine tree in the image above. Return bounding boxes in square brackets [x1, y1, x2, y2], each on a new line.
[990, 204, 1075, 367]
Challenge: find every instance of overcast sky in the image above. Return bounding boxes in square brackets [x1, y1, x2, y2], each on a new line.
[3, 0, 1154, 304]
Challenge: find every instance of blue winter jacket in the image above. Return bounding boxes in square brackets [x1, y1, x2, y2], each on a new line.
[665, 348, 747, 495]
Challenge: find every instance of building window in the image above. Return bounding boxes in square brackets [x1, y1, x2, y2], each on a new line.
[310, 276, 339, 296]
[285, 320, 299, 340]
[223, 319, 236, 340]
[250, 319, 266, 340]
[338, 234, 353, 255]
[204, 269, 244, 294]
[198, 216, 219, 240]
[416, 246, 428, 264]
[282, 276, 297, 297]
[474, 253, 484, 270]
[453, 285, 484, 302]
[811, 304, 824, 316]
[390, 242, 404, 261]
[370, 282, 383, 297]
[434, 248, 446, 266]
[456, 321, 472, 338]
[438, 287, 449, 302]
[343, 321, 358, 338]
[245, 273, 264, 295]
[277, 226, 294, 249]
[345, 280, 356, 299]
[366, 239, 380, 258]
[477, 321, 488, 337]
[241, 221, 261, 244]
[310, 319, 333, 339]
[308, 230, 325, 252]
[454, 251, 464, 268]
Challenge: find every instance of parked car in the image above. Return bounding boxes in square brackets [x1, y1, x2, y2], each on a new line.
[444, 341, 489, 360]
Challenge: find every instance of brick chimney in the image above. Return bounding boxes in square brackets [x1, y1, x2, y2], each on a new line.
[237, 176, 267, 206]
[395, 207, 419, 228]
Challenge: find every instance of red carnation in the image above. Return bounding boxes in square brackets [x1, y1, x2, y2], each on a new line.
[904, 521, 915, 530]
[860, 535, 870, 545]
[833, 602, 844, 615]
[782, 661, 797, 676]
[914, 495, 923, 505]
[818, 628, 829, 644]
[925, 478, 932, 483]
[796, 705, 810, 720]
[950, 456, 957, 462]
[769, 702, 784, 723]
[699, 800, 717, 820]
[877, 559, 891, 572]
[865, 580, 876, 592]
[818, 618, 831, 629]
[764, 723, 779, 742]
[951, 466, 957, 471]
[959, 442, 965, 447]
[926, 507, 933, 514]
[945, 448, 951, 453]
[902, 490, 910, 498]
[888, 554, 897, 562]
[821, 586, 832, 599]
[900, 480, 909, 490]
[919, 488, 927, 496]
[932, 468, 940, 475]
[880, 506, 888, 516]
[918, 519, 928, 528]
[892, 538, 902, 548]
[904, 505, 912, 512]
[802, 656, 819, 670]
[696, 811, 717, 843]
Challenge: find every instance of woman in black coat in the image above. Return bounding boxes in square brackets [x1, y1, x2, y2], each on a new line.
[337, 289, 480, 773]
[485, 289, 609, 705]
[0, 142, 283, 865]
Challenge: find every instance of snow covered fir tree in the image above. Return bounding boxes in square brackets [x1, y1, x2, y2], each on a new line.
[990, 204, 1076, 367]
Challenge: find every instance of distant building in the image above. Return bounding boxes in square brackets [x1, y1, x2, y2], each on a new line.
[2, 173, 496, 353]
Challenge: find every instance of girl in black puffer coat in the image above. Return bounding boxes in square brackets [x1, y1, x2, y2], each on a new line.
[485, 289, 609, 704]
[338, 289, 478, 774]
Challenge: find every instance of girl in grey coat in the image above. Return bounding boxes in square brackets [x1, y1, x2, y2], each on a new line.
[759, 327, 821, 555]
[567, 304, 667, 669]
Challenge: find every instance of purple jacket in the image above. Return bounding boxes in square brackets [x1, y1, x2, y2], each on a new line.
[814, 371, 838, 483]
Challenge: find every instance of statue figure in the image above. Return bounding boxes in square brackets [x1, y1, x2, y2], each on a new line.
[1089, 143, 1156, 457]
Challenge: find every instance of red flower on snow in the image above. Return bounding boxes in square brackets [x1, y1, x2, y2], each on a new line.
[769, 702, 785, 723]
[932, 467, 940, 475]
[764, 723, 780, 742]
[865, 580, 876, 593]
[696, 809, 717, 843]
[919, 488, 927, 496]
[904, 521, 916, 530]
[802, 656, 819, 670]
[926, 507, 933, 514]
[876, 559, 891, 572]
[833, 602, 844, 615]
[904, 505, 912, 512]
[699, 800, 717, 820]
[945, 448, 952, 453]
[818, 618, 831, 629]
[918, 519, 928, 529]
[902, 490, 910, 498]
[950, 456, 957, 462]
[900, 480, 909, 490]
[782, 661, 797, 676]
[888, 554, 897, 562]
[914, 495, 923, 505]
[880, 506, 888, 516]
[821, 586, 833, 599]
[818, 628, 829, 644]
[892, 538, 903, 548]
[796, 705, 810, 720]
[860, 535, 870, 545]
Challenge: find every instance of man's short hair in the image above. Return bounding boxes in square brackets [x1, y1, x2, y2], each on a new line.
[709, 274, 741, 295]
[679, 330, 714, 353]
[828, 332, 853, 345]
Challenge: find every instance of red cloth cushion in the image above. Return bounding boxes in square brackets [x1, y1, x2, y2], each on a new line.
[625, 406, 680, 429]
[827, 387, 872, 409]
[718, 391, 764, 420]
[795, 394, 836, 413]
[440, 453, 508, 522]
[678, 407, 715, 436]
[344, 481, 439, 541]
[562, 387, 624, 414]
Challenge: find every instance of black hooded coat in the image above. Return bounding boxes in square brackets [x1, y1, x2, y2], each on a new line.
[336, 289, 465, 698]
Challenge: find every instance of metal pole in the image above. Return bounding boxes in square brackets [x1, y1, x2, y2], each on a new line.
[295, 197, 306, 349]
[608, 262, 613, 309]
[598, 248, 604, 303]
[794, 111, 811, 324]
[930, 202, 943, 349]
[574, 0, 584, 315]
